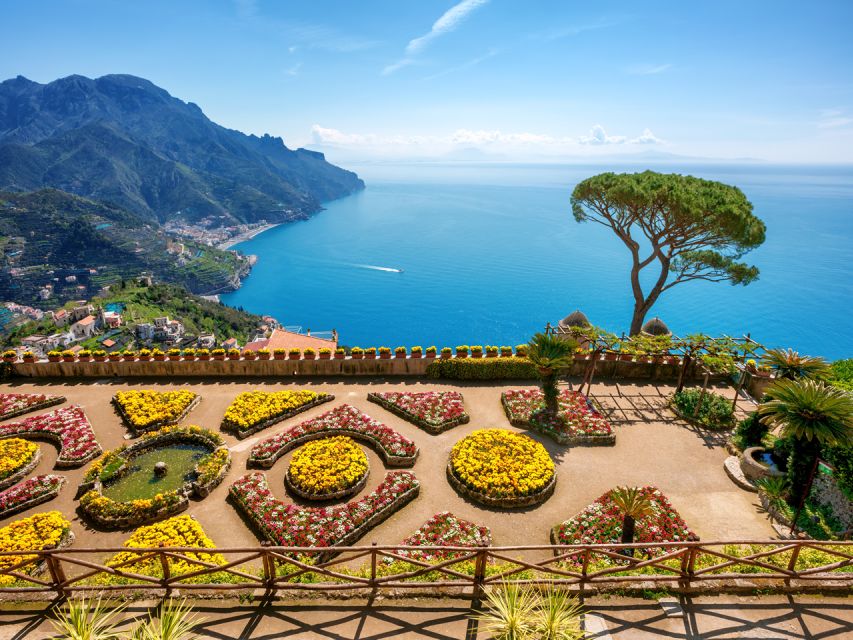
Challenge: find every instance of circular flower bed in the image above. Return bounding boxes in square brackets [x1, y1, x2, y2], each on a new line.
[447, 429, 556, 508]
[286, 436, 369, 500]
[0, 438, 40, 491]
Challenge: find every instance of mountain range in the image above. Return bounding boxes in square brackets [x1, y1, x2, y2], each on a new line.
[0, 74, 364, 225]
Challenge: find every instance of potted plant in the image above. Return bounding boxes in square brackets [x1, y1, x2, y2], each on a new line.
[379, 346, 392, 360]
[485, 345, 499, 358]
[319, 348, 332, 360]
[2, 350, 17, 363]
[212, 348, 226, 361]
[22, 351, 36, 363]
[470, 345, 483, 358]
[395, 346, 407, 359]
[273, 348, 287, 360]
[122, 349, 136, 361]
[289, 348, 301, 360]
[500, 345, 513, 358]
[455, 345, 469, 359]
[440, 347, 452, 359]
[93, 349, 107, 362]
[334, 347, 346, 360]
[364, 347, 377, 360]
[515, 344, 528, 358]
[167, 348, 182, 361]
[77, 349, 92, 362]
[242, 349, 258, 360]
[108, 351, 122, 361]
[257, 348, 271, 360]
[47, 350, 61, 362]
[61, 350, 76, 362]
[137, 348, 152, 361]
[181, 348, 196, 360]
[351, 347, 364, 360]
[196, 348, 210, 361]
[226, 348, 240, 360]
[411, 346, 423, 359]
[152, 348, 166, 361]
[303, 348, 316, 360]
[425, 346, 437, 359]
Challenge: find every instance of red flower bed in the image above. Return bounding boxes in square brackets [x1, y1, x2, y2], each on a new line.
[229, 471, 419, 549]
[249, 404, 418, 466]
[0, 406, 102, 466]
[0, 393, 65, 420]
[368, 391, 469, 433]
[394, 512, 491, 562]
[502, 389, 613, 438]
[0, 475, 65, 517]
[552, 486, 698, 558]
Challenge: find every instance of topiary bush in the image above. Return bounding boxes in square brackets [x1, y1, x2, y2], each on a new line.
[426, 357, 537, 380]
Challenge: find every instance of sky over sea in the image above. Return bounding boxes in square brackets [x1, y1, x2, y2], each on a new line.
[2, 0, 852, 164]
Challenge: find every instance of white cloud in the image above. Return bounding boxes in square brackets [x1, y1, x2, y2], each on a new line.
[818, 108, 853, 129]
[382, 59, 417, 76]
[630, 128, 664, 144]
[578, 124, 626, 145]
[627, 63, 673, 76]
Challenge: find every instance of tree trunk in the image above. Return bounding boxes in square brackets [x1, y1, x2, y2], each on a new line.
[620, 515, 636, 557]
[542, 370, 559, 416]
[787, 437, 821, 507]
[629, 305, 647, 336]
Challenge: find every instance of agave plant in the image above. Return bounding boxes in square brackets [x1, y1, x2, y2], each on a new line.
[760, 348, 830, 381]
[759, 378, 853, 507]
[610, 487, 655, 556]
[475, 581, 537, 640]
[133, 599, 203, 640]
[50, 598, 126, 640]
[532, 587, 585, 640]
[526, 332, 577, 419]
[755, 476, 790, 516]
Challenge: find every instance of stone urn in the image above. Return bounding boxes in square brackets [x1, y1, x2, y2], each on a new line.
[740, 447, 786, 482]
[154, 462, 168, 477]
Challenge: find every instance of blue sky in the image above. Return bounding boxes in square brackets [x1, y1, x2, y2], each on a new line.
[2, 0, 852, 162]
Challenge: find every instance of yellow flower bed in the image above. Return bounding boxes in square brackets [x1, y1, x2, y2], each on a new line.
[0, 511, 71, 586]
[450, 429, 554, 498]
[108, 515, 225, 577]
[113, 390, 198, 430]
[0, 438, 39, 480]
[288, 436, 368, 495]
[222, 390, 322, 432]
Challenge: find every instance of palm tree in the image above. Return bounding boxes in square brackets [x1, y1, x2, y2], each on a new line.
[760, 348, 830, 381]
[526, 332, 577, 420]
[758, 379, 853, 511]
[610, 486, 654, 557]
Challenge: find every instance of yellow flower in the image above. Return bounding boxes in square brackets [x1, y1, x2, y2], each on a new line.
[288, 436, 368, 495]
[222, 390, 321, 431]
[0, 438, 39, 480]
[114, 390, 197, 430]
[0, 511, 71, 586]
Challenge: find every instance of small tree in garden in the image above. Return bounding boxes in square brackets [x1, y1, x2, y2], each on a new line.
[760, 348, 830, 381]
[758, 379, 853, 509]
[571, 171, 766, 335]
[610, 486, 654, 557]
[526, 332, 576, 422]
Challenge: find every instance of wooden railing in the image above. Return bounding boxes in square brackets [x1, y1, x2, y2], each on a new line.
[1, 540, 851, 597]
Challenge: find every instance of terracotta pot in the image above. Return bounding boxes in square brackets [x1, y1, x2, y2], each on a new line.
[48, 356, 61, 362]
[456, 353, 468, 359]
[243, 354, 257, 361]
[62, 355, 75, 362]
[652, 355, 665, 365]
[619, 354, 634, 361]
[273, 353, 286, 360]
[23, 356, 36, 363]
[411, 352, 422, 359]
[319, 353, 331, 360]
[379, 353, 391, 359]
[470, 351, 483, 358]
[351, 353, 363, 360]
[603, 353, 618, 361]
[168, 355, 181, 361]
[365, 353, 376, 359]
[154, 355, 166, 361]
[213, 354, 226, 361]
[666, 356, 680, 365]
[109, 354, 123, 361]
[3, 356, 16, 363]
[78, 355, 91, 362]
[94, 356, 107, 362]
[441, 352, 452, 359]
[289, 353, 301, 360]
[486, 352, 498, 358]
[228, 353, 240, 360]
[395, 352, 407, 359]
[501, 351, 513, 358]
[258, 353, 271, 360]
[122, 355, 136, 361]
[137, 355, 151, 361]
[303, 353, 316, 360]
[334, 353, 345, 359]
[196, 355, 209, 361]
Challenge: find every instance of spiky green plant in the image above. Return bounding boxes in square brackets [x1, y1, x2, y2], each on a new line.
[134, 599, 203, 640]
[526, 332, 577, 418]
[532, 587, 585, 640]
[760, 348, 830, 381]
[759, 378, 853, 506]
[50, 598, 126, 640]
[609, 487, 655, 556]
[475, 582, 537, 640]
[755, 476, 790, 515]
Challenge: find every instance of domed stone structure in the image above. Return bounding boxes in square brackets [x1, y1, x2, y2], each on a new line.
[558, 310, 591, 329]
[641, 317, 671, 336]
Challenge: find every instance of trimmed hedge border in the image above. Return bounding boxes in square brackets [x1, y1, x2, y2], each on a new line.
[0, 448, 41, 491]
[445, 462, 556, 509]
[249, 429, 418, 469]
[112, 394, 201, 434]
[367, 392, 470, 435]
[285, 464, 370, 502]
[500, 395, 615, 446]
[0, 476, 66, 519]
[0, 395, 65, 421]
[222, 394, 335, 439]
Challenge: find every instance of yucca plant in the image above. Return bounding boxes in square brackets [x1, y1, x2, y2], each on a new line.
[133, 599, 202, 640]
[526, 332, 577, 419]
[760, 348, 830, 381]
[532, 587, 585, 640]
[476, 582, 537, 640]
[755, 476, 790, 516]
[610, 486, 655, 556]
[50, 598, 126, 640]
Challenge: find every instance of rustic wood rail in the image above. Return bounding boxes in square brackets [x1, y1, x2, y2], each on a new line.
[1, 540, 850, 597]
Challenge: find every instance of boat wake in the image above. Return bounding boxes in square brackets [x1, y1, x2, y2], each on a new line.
[353, 264, 404, 273]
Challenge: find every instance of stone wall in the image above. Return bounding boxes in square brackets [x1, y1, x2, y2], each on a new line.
[812, 472, 853, 530]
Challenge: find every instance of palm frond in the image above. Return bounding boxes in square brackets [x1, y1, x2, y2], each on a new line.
[526, 333, 577, 371]
[610, 487, 655, 519]
[758, 379, 853, 446]
[50, 598, 126, 640]
[760, 348, 830, 380]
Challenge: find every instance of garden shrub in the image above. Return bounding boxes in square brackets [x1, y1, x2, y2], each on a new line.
[426, 357, 537, 380]
[671, 389, 734, 428]
[734, 411, 768, 449]
[823, 444, 853, 498]
[827, 359, 853, 391]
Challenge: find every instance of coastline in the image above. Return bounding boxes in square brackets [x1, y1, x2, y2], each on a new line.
[217, 223, 280, 250]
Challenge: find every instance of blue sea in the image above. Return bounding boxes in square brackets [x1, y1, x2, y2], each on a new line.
[221, 162, 853, 360]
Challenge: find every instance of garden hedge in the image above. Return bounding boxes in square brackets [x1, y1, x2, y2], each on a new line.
[426, 357, 537, 380]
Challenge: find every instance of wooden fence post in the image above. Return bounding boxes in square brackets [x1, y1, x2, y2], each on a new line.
[261, 541, 276, 591]
[158, 544, 171, 596]
[473, 548, 488, 599]
[370, 542, 378, 589]
[45, 553, 67, 598]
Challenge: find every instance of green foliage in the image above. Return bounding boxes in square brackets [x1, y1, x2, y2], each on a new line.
[50, 597, 126, 640]
[827, 359, 853, 391]
[133, 599, 202, 640]
[671, 389, 734, 428]
[734, 411, 768, 449]
[426, 357, 537, 380]
[759, 379, 853, 445]
[761, 348, 830, 380]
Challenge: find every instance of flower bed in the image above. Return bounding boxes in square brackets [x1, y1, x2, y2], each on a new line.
[221, 390, 334, 438]
[0, 406, 101, 467]
[367, 391, 469, 434]
[0, 438, 41, 491]
[229, 471, 420, 560]
[286, 436, 369, 501]
[551, 486, 698, 559]
[249, 404, 418, 469]
[0, 393, 65, 421]
[501, 389, 615, 445]
[447, 429, 556, 508]
[0, 511, 73, 586]
[112, 390, 199, 433]
[79, 425, 230, 528]
[392, 512, 492, 563]
[0, 475, 66, 518]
